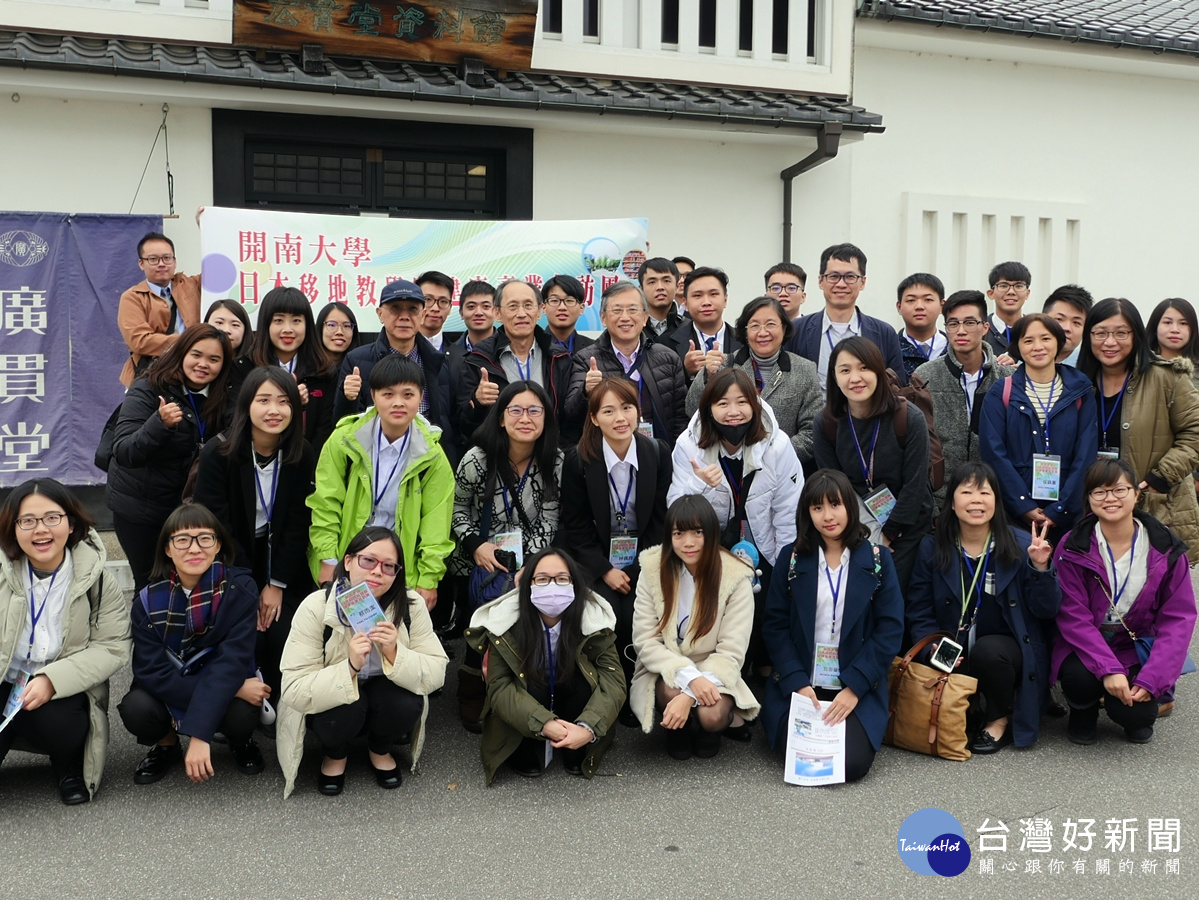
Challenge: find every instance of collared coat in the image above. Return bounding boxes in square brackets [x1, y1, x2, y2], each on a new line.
[464, 590, 626, 783]
[0, 530, 130, 798]
[783, 309, 908, 385]
[117, 273, 201, 386]
[761, 541, 905, 750]
[905, 529, 1061, 747]
[629, 545, 760, 732]
[276, 585, 448, 797]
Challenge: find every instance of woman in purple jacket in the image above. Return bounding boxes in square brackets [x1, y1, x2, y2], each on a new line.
[1052, 458, 1197, 745]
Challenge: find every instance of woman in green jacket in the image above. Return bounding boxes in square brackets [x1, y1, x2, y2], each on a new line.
[0, 479, 130, 805]
[464, 547, 626, 783]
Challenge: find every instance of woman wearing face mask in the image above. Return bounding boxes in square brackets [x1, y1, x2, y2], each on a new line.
[315, 301, 362, 373]
[906, 462, 1059, 754]
[813, 336, 932, 592]
[631, 495, 758, 760]
[450, 381, 564, 732]
[1053, 458, 1197, 745]
[107, 323, 233, 592]
[192, 367, 316, 713]
[980, 314, 1098, 542]
[1079, 298, 1199, 561]
[560, 377, 672, 724]
[117, 504, 266, 785]
[464, 548, 625, 782]
[0, 479, 130, 805]
[277, 527, 448, 796]
[204, 300, 252, 359]
[761, 469, 904, 782]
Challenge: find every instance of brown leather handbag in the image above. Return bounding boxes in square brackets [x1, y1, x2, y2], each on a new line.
[883, 633, 978, 761]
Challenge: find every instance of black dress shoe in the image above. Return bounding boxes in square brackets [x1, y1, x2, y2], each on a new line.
[722, 723, 753, 743]
[462, 718, 483, 735]
[1125, 726, 1154, 744]
[507, 756, 543, 778]
[563, 752, 584, 776]
[693, 728, 722, 759]
[1067, 708, 1099, 746]
[372, 762, 402, 789]
[969, 728, 1013, 755]
[231, 738, 265, 775]
[134, 742, 182, 784]
[317, 771, 345, 796]
[57, 775, 89, 806]
[664, 725, 692, 760]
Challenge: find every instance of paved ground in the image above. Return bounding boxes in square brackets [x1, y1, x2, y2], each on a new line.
[8, 571, 1199, 900]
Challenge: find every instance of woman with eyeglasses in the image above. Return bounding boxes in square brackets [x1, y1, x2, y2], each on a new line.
[277, 526, 447, 796]
[906, 462, 1059, 754]
[117, 504, 266, 785]
[1078, 298, 1199, 561]
[204, 300, 253, 358]
[0, 479, 130, 805]
[107, 323, 234, 592]
[450, 381, 564, 731]
[464, 547, 624, 782]
[315, 301, 362, 373]
[980, 313, 1098, 541]
[1053, 459, 1197, 744]
[630, 495, 758, 760]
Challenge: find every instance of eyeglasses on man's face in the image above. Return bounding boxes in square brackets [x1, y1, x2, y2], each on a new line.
[945, 318, 986, 331]
[992, 281, 1029, 293]
[425, 298, 453, 310]
[767, 283, 803, 295]
[546, 295, 581, 308]
[140, 255, 175, 266]
[819, 273, 862, 285]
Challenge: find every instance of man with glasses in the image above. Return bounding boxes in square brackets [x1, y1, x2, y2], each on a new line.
[671, 256, 695, 307]
[784, 242, 907, 390]
[333, 279, 457, 460]
[984, 261, 1032, 356]
[895, 273, 948, 378]
[913, 289, 1014, 510]
[638, 257, 684, 344]
[541, 275, 595, 356]
[117, 231, 200, 386]
[564, 281, 688, 443]
[414, 270, 457, 353]
[763, 262, 807, 321]
[458, 279, 577, 442]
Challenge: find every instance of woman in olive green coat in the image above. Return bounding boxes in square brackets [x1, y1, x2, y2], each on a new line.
[464, 547, 626, 783]
[1080, 298, 1199, 561]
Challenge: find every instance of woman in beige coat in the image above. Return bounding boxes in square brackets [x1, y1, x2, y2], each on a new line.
[277, 526, 447, 798]
[0, 479, 130, 805]
[631, 495, 759, 760]
[1080, 298, 1199, 562]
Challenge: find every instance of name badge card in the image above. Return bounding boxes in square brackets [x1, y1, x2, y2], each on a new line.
[1031, 453, 1062, 501]
[494, 530, 524, 568]
[637, 421, 655, 439]
[863, 486, 897, 526]
[813, 643, 842, 689]
[0, 671, 31, 735]
[1097, 449, 1120, 461]
[609, 535, 638, 570]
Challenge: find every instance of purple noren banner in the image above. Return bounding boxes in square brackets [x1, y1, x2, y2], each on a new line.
[0, 213, 161, 487]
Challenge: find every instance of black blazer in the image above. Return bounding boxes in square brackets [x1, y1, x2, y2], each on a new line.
[665, 320, 741, 385]
[559, 434, 672, 587]
[784, 309, 909, 385]
[192, 437, 316, 595]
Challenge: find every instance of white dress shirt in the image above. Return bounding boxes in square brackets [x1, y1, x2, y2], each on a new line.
[817, 310, 862, 393]
[602, 437, 639, 532]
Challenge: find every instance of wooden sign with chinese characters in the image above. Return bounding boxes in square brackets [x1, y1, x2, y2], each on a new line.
[233, 0, 537, 70]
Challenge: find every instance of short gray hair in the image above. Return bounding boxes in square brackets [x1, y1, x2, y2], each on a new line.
[495, 279, 542, 309]
[599, 280, 648, 316]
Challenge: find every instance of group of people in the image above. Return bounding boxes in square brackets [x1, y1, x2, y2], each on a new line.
[1, 234, 1195, 805]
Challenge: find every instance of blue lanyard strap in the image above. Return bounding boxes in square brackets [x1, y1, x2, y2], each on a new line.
[26, 561, 58, 662]
[185, 393, 206, 443]
[543, 623, 556, 714]
[848, 418, 881, 490]
[825, 310, 861, 351]
[253, 455, 280, 525]
[502, 459, 533, 523]
[719, 457, 743, 508]
[608, 469, 635, 526]
[372, 422, 409, 512]
[1099, 373, 1131, 446]
[514, 352, 532, 382]
[676, 614, 690, 643]
[1028, 376, 1057, 452]
[961, 371, 977, 418]
[1105, 526, 1138, 610]
[957, 538, 992, 633]
[276, 356, 296, 374]
[824, 560, 844, 635]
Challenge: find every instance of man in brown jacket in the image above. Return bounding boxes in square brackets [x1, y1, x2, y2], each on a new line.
[117, 232, 201, 386]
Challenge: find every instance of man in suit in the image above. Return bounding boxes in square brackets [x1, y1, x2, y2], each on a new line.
[638, 257, 684, 344]
[117, 232, 200, 386]
[665, 266, 741, 386]
[783, 242, 907, 393]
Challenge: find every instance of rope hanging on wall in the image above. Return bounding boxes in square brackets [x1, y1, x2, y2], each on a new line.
[128, 103, 175, 216]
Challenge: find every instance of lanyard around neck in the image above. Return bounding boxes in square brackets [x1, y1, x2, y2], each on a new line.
[1099, 373, 1131, 446]
[26, 561, 59, 662]
[608, 468, 635, 527]
[254, 453, 280, 525]
[185, 392, 206, 443]
[1104, 525, 1139, 611]
[849, 418, 881, 489]
[373, 421, 409, 512]
[1027, 375, 1057, 451]
[824, 556, 845, 635]
[543, 623, 556, 713]
[502, 458, 534, 523]
[956, 536, 992, 634]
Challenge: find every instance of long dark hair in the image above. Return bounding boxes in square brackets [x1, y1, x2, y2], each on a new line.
[824, 336, 899, 420]
[934, 462, 1021, 571]
[1147, 298, 1199, 364]
[220, 366, 306, 466]
[149, 503, 235, 582]
[330, 526, 412, 632]
[145, 323, 233, 426]
[656, 495, 727, 642]
[794, 469, 868, 556]
[249, 287, 335, 377]
[578, 376, 640, 465]
[204, 300, 253, 356]
[315, 301, 363, 357]
[697, 368, 767, 450]
[1079, 297, 1152, 381]
[0, 478, 95, 561]
[512, 547, 591, 687]
[473, 380, 560, 501]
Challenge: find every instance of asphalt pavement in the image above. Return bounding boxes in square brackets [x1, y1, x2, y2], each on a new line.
[7, 569, 1199, 900]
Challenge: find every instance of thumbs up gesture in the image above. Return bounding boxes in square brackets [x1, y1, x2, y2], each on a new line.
[475, 366, 499, 406]
[584, 355, 603, 394]
[690, 457, 723, 488]
[157, 395, 183, 428]
[684, 339, 706, 376]
[704, 339, 725, 375]
[343, 365, 362, 401]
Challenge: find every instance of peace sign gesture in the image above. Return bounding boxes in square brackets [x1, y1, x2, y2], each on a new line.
[1027, 519, 1052, 571]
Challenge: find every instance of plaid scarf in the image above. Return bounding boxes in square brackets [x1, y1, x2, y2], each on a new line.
[143, 562, 226, 661]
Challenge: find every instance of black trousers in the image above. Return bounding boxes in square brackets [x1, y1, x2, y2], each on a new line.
[0, 683, 89, 776]
[309, 677, 424, 759]
[117, 686, 258, 745]
[252, 535, 310, 706]
[112, 515, 165, 593]
[965, 634, 1022, 723]
[506, 668, 593, 772]
[1058, 652, 1159, 731]
[594, 572, 639, 689]
[746, 559, 774, 671]
[814, 686, 876, 783]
